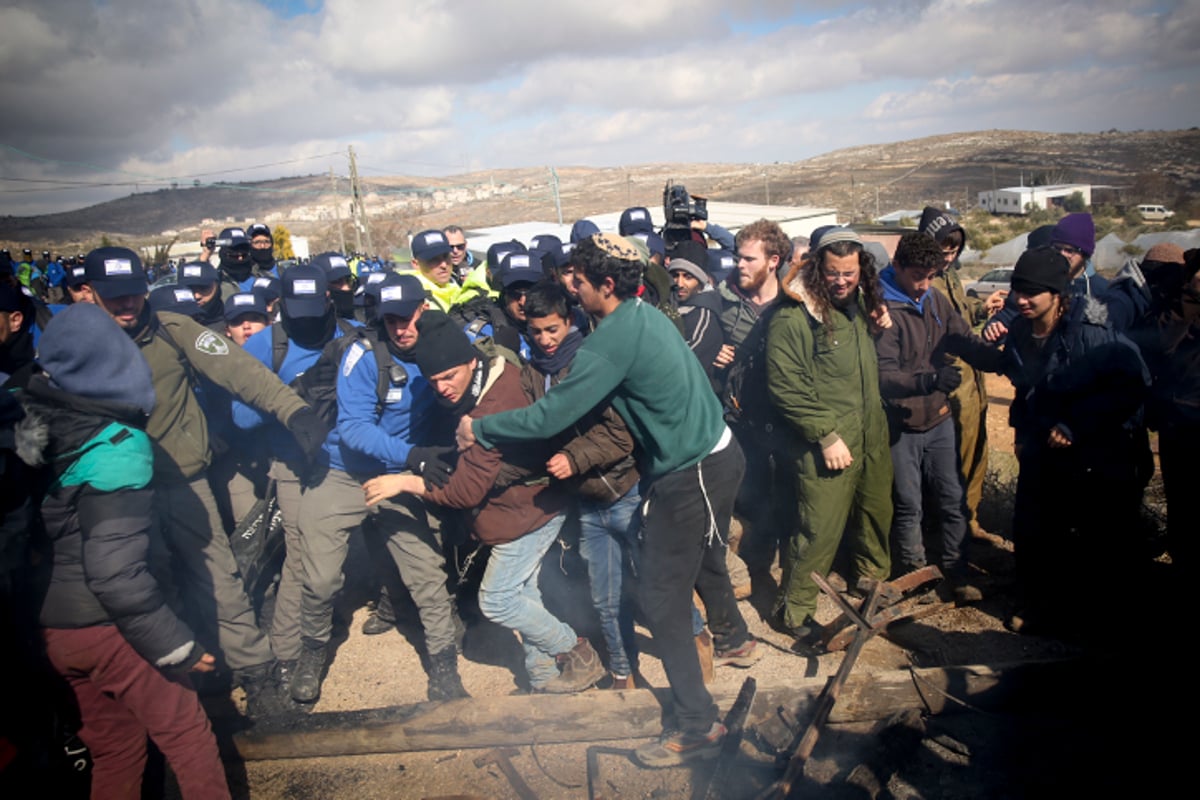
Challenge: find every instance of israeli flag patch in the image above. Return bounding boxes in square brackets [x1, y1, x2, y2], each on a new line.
[293, 279, 317, 295]
[104, 258, 132, 276]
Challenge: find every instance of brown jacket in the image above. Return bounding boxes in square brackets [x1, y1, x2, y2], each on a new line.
[520, 362, 639, 505]
[423, 358, 564, 545]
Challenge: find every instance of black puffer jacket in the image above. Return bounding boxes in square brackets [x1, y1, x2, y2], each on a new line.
[19, 376, 200, 669]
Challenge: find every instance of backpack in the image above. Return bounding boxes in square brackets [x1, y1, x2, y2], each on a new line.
[270, 319, 398, 428]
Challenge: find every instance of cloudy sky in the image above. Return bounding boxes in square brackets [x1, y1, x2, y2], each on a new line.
[2, 0, 1197, 216]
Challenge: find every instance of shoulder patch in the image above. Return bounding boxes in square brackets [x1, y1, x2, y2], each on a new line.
[195, 330, 230, 356]
[343, 341, 367, 377]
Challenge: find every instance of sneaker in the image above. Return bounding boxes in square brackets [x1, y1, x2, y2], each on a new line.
[609, 674, 635, 690]
[540, 638, 605, 694]
[713, 637, 764, 668]
[635, 723, 726, 768]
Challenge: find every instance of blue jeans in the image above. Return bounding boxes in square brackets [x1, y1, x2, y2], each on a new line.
[578, 486, 640, 677]
[890, 418, 969, 577]
[478, 513, 578, 689]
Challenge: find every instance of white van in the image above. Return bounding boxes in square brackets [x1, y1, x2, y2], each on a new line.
[1137, 204, 1175, 221]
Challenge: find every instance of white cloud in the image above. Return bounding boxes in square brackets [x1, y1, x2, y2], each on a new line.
[0, 0, 1195, 216]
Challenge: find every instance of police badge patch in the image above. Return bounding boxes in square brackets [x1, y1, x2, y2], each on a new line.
[195, 330, 230, 355]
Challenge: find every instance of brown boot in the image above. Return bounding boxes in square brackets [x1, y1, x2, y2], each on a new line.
[695, 629, 715, 684]
[541, 638, 605, 694]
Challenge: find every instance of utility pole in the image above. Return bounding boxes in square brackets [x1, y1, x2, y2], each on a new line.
[549, 167, 563, 224]
[626, 172, 632, 206]
[347, 145, 374, 255]
[763, 171, 770, 205]
[329, 167, 347, 255]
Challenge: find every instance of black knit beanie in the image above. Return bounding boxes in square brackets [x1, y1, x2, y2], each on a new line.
[1011, 246, 1069, 296]
[413, 311, 478, 377]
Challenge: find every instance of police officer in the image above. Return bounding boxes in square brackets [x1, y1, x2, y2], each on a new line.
[292, 276, 466, 704]
[80, 246, 328, 717]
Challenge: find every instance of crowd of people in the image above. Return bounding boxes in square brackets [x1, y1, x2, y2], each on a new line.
[2, 205, 1197, 795]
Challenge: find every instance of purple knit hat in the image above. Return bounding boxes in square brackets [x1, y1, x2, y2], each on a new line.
[1051, 213, 1095, 257]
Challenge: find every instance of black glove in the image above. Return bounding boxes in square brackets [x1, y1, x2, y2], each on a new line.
[406, 445, 458, 490]
[934, 365, 962, 393]
[287, 407, 330, 466]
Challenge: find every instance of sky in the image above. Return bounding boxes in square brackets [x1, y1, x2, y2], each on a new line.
[1, 0, 1197, 216]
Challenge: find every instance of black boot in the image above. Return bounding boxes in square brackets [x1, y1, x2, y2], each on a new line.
[426, 648, 470, 702]
[237, 661, 290, 720]
[362, 586, 397, 635]
[291, 642, 327, 704]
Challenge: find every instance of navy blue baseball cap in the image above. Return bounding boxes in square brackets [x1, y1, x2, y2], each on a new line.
[224, 291, 270, 322]
[281, 262, 329, 318]
[486, 240, 526, 271]
[149, 285, 201, 318]
[177, 260, 219, 288]
[312, 251, 353, 283]
[619, 206, 653, 236]
[412, 230, 451, 262]
[498, 252, 545, 289]
[377, 273, 426, 318]
[82, 246, 148, 299]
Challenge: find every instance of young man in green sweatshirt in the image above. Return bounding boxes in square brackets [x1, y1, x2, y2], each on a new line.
[457, 233, 758, 767]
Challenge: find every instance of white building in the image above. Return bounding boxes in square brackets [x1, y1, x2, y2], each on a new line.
[977, 184, 1092, 215]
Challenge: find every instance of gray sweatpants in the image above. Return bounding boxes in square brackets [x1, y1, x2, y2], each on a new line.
[296, 468, 456, 655]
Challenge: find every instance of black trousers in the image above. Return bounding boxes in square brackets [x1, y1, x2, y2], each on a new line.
[637, 438, 749, 733]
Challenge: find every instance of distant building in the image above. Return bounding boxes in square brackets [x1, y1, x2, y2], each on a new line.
[977, 184, 1092, 215]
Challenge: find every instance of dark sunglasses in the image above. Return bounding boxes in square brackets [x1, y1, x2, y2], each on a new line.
[449, 243, 467, 251]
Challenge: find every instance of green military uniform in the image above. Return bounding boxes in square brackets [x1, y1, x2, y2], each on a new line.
[931, 264, 989, 532]
[765, 266, 892, 629]
[133, 309, 308, 672]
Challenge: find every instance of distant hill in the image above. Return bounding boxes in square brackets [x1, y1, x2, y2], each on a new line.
[3, 129, 1197, 254]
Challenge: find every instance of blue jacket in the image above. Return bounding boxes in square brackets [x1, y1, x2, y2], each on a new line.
[327, 340, 439, 476]
[233, 321, 358, 466]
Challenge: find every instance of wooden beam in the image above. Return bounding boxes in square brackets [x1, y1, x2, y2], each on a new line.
[225, 660, 1076, 761]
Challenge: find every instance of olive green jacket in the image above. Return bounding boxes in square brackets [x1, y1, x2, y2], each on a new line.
[765, 262, 888, 459]
[134, 311, 308, 481]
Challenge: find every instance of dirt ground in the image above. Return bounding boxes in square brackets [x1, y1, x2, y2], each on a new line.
[190, 380, 1176, 799]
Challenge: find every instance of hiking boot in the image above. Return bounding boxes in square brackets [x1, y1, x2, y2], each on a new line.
[363, 587, 397, 635]
[952, 581, 984, 604]
[273, 658, 298, 697]
[290, 643, 326, 704]
[695, 630, 715, 684]
[426, 647, 470, 702]
[540, 638, 605, 694]
[361, 612, 395, 636]
[634, 723, 726, 768]
[788, 618, 827, 656]
[713, 637, 764, 669]
[237, 662, 291, 720]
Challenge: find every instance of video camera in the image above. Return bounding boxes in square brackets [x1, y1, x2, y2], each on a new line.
[662, 180, 708, 246]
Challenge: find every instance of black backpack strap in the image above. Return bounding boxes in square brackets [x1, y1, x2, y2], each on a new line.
[271, 322, 289, 374]
[370, 333, 394, 419]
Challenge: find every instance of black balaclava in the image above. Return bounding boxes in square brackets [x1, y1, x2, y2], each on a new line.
[251, 246, 275, 267]
[283, 305, 336, 350]
[220, 247, 253, 283]
[331, 289, 356, 320]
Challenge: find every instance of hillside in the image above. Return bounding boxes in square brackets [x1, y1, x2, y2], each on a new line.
[3, 129, 1197, 255]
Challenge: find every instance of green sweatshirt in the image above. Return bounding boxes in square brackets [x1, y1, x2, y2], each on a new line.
[474, 297, 725, 479]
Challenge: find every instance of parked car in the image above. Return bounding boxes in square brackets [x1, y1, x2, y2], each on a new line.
[1137, 204, 1175, 222]
[964, 267, 1013, 298]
